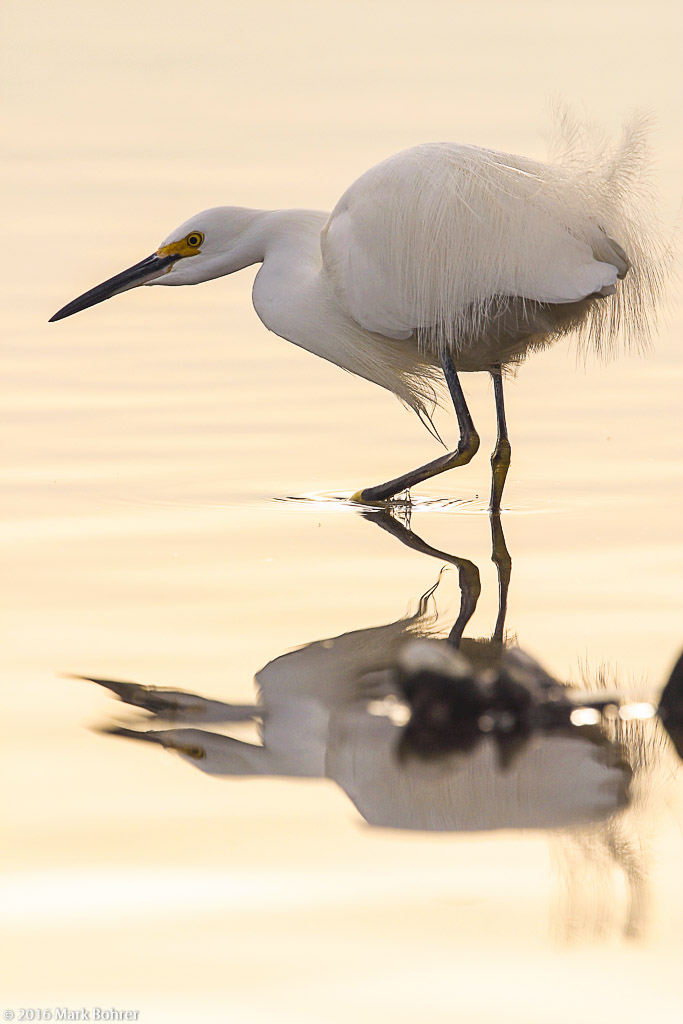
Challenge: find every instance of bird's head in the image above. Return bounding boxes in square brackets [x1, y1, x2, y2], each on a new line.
[49, 206, 264, 322]
[102, 725, 238, 776]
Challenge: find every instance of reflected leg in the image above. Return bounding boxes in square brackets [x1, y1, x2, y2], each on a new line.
[361, 508, 482, 648]
[489, 365, 511, 514]
[352, 353, 480, 503]
[490, 514, 512, 643]
[447, 559, 482, 648]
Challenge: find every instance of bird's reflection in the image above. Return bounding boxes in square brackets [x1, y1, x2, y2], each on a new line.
[84, 515, 679, 838]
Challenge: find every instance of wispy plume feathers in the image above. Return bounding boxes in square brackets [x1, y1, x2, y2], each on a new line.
[323, 112, 672, 367]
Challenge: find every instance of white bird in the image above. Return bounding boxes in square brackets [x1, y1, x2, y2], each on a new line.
[50, 114, 666, 511]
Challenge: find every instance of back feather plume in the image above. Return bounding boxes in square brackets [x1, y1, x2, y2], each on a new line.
[545, 108, 672, 357]
[322, 112, 671, 363]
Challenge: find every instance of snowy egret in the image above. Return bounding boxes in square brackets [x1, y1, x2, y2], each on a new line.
[90, 651, 633, 830]
[50, 116, 665, 510]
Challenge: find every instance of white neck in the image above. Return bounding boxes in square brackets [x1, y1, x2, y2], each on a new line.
[158, 205, 436, 415]
[216, 208, 326, 270]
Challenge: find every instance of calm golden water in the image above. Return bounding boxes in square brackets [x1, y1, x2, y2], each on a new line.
[2, 1, 682, 1021]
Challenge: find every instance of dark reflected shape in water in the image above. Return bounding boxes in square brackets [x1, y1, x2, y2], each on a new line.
[658, 650, 683, 760]
[395, 640, 682, 767]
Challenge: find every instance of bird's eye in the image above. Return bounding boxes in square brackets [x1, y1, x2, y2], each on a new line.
[186, 232, 204, 248]
[179, 744, 206, 760]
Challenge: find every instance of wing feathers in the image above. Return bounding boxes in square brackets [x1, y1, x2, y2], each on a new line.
[322, 116, 668, 358]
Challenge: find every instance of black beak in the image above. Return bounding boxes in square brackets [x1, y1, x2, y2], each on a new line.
[49, 252, 179, 322]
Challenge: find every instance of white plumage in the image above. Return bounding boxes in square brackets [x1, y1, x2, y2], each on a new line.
[323, 115, 664, 364]
[50, 113, 669, 508]
[324, 143, 619, 332]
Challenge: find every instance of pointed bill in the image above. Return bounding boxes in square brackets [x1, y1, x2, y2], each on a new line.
[49, 252, 178, 322]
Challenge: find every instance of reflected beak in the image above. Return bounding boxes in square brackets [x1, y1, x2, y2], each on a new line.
[49, 252, 179, 322]
[98, 725, 205, 760]
[98, 725, 169, 746]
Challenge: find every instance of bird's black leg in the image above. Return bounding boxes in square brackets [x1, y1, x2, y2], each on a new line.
[353, 352, 480, 503]
[489, 365, 511, 514]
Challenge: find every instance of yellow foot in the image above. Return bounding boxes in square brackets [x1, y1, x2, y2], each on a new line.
[351, 489, 389, 506]
[351, 487, 412, 506]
